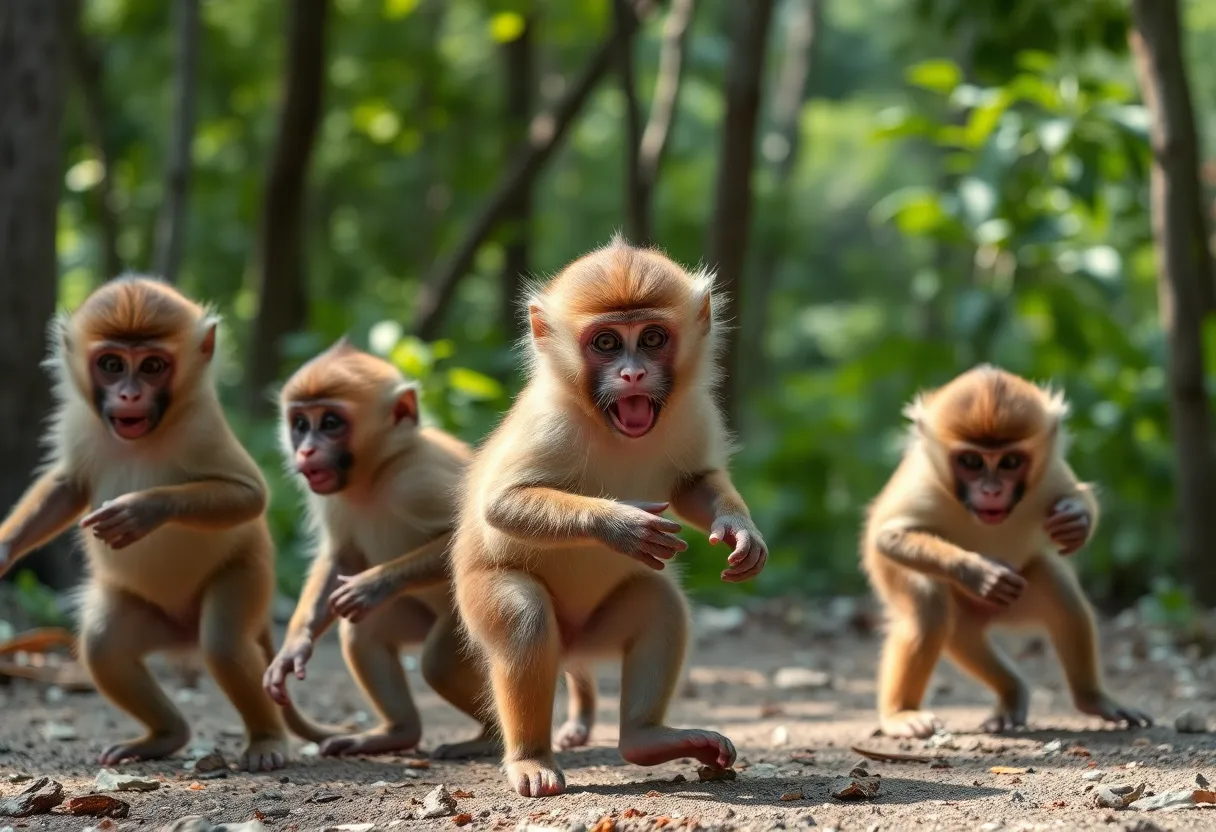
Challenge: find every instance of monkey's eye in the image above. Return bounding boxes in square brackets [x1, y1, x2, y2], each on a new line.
[639, 327, 667, 349]
[97, 354, 125, 374]
[998, 453, 1025, 471]
[139, 356, 167, 375]
[320, 412, 346, 432]
[291, 415, 309, 434]
[592, 331, 622, 352]
[957, 452, 984, 472]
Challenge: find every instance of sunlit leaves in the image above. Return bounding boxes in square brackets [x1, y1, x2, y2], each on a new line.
[489, 12, 526, 43]
[447, 367, 504, 400]
[383, 0, 419, 19]
[905, 58, 962, 94]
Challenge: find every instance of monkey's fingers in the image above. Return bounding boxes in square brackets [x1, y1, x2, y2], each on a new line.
[80, 501, 125, 528]
[632, 548, 668, 570]
[624, 500, 670, 516]
[265, 664, 291, 705]
[1044, 511, 1088, 532]
[723, 539, 767, 582]
[644, 529, 687, 552]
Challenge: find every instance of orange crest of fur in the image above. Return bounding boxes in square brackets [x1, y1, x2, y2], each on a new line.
[907, 364, 1067, 447]
[280, 339, 403, 410]
[68, 276, 206, 345]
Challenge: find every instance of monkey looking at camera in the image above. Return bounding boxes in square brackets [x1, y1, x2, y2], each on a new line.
[263, 341, 597, 758]
[451, 236, 768, 797]
[862, 364, 1151, 738]
[0, 276, 331, 771]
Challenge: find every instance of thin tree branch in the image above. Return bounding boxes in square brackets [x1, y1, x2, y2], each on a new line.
[153, 0, 200, 284]
[637, 0, 694, 202]
[411, 27, 623, 340]
[499, 14, 534, 340]
[707, 0, 776, 432]
[68, 17, 122, 280]
[615, 0, 648, 245]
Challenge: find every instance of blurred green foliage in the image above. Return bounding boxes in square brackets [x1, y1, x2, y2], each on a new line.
[48, 0, 1216, 610]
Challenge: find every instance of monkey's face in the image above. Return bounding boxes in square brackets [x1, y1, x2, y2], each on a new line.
[89, 343, 174, 441]
[287, 401, 354, 495]
[581, 318, 675, 439]
[951, 447, 1029, 524]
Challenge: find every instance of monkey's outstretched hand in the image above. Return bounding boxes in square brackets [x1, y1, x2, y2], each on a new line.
[1044, 496, 1091, 556]
[80, 493, 170, 550]
[957, 556, 1027, 608]
[329, 570, 392, 623]
[264, 634, 314, 706]
[710, 514, 767, 583]
[600, 501, 688, 570]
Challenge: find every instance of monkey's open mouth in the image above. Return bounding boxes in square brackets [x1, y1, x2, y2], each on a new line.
[608, 395, 658, 438]
[974, 508, 1009, 525]
[110, 415, 153, 440]
[301, 466, 342, 494]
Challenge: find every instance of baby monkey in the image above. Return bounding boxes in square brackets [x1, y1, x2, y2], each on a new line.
[264, 341, 595, 757]
[0, 276, 327, 771]
[863, 365, 1151, 738]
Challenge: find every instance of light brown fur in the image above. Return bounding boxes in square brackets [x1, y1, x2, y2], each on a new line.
[268, 342, 595, 758]
[862, 364, 1150, 738]
[0, 275, 327, 771]
[451, 237, 766, 797]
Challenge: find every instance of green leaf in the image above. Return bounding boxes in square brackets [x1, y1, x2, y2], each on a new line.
[448, 367, 504, 400]
[906, 59, 962, 95]
[383, 0, 419, 19]
[489, 12, 527, 43]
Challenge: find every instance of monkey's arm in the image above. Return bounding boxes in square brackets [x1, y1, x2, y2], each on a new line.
[328, 531, 453, 622]
[875, 523, 1026, 606]
[288, 546, 343, 642]
[0, 468, 90, 565]
[671, 470, 767, 583]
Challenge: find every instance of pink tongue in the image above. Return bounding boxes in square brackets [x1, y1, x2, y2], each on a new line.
[616, 395, 652, 428]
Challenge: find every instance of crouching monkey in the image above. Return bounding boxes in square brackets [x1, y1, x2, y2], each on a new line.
[452, 236, 769, 797]
[0, 276, 332, 771]
[863, 364, 1151, 738]
[262, 341, 596, 758]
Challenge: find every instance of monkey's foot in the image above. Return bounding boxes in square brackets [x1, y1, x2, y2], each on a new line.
[506, 757, 565, 797]
[319, 726, 422, 757]
[239, 736, 288, 772]
[980, 691, 1029, 733]
[619, 726, 735, 769]
[98, 728, 189, 765]
[432, 735, 501, 759]
[554, 717, 592, 750]
[879, 710, 941, 739]
[1075, 694, 1153, 728]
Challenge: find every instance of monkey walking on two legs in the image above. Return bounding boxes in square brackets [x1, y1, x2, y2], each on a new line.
[262, 341, 597, 758]
[862, 364, 1152, 739]
[0, 276, 335, 771]
[451, 236, 768, 797]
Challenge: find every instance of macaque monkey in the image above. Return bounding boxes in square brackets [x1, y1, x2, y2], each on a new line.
[451, 236, 768, 797]
[0, 276, 332, 771]
[863, 364, 1151, 738]
[262, 341, 596, 758]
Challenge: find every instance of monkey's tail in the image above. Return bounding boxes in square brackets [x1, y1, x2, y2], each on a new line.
[257, 628, 348, 743]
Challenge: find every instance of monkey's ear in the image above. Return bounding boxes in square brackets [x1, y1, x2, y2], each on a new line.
[199, 318, 219, 362]
[392, 384, 419, 425]
[697, 292, 712, 326]
[528, 302, 550, 341]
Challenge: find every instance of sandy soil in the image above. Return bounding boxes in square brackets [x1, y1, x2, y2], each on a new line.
[1, 601, 1214, 832]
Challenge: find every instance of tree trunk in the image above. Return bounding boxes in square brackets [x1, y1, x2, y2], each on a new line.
[1129, 0, 1216, 606]
[0, 0, 77, 589]
[68, 16, 122, 281]
[615, 0, 649, 246]
[247, 0, 329, 412]
[637, 0, 695, 239]
[743, 0, 820, 392]
[412, 27, 623, 340]
[499, 15, 534, 340]
[707, 0, 775, 432]
[154, 0, 200, 285]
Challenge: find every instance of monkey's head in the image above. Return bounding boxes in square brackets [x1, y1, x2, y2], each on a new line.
[525, 235, 718, 440]
[279, 339, 419, 496]
[906, 364, 1068, 525]
[59, 276, 217, 442]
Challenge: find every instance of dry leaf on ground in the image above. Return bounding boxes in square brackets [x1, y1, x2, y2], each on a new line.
[831, 763, 881, 801]
[63, 795, 130, 819]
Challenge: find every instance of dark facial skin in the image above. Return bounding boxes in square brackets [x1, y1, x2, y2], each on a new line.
[288, 401, 355, 495]
[581, 314, 676, 439]
[951, 446, 1029, 525]
[90, 343, 174, 441]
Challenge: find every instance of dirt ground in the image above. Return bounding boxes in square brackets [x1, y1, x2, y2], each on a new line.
[1, 599, 1214, 832]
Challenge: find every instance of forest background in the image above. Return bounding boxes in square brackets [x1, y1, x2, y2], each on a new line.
[3, 0, 1216, 625]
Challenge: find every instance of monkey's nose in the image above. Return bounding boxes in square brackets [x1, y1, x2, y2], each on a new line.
[620, 367, 647, 384]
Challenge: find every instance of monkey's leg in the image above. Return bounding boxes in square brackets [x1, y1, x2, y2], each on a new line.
[424, 614, 502, 759]
[1019, 557, 1152, 728]
[79, 584, 191, 765]
[324, 598, 434, 756]
[461, 568, 564, 797]
[943, 604, 1028, 733]
[199, 561, 289, 772]
[876, 579, 950, 738]
[576, 573, 733, 769]
[554, 665, 597, 750]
